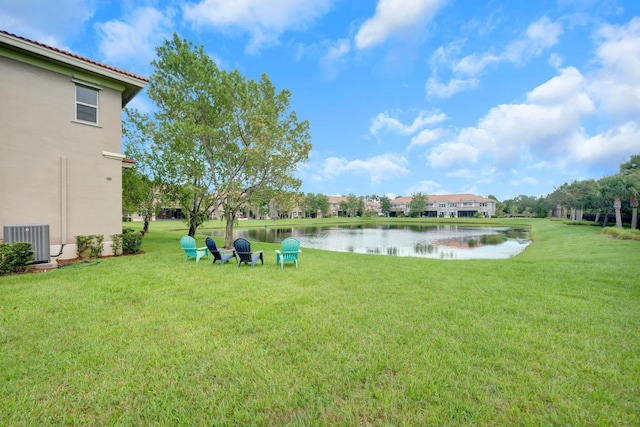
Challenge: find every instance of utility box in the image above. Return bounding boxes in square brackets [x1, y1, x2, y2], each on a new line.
[3, 224, 50, 264]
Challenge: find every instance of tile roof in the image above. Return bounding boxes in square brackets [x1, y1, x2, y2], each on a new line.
[0, 30, 148, 83]
[392, 193, 494, 204]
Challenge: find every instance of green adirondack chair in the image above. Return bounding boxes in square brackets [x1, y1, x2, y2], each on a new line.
[275, 237, 301, 269]
[180, 236, 208, 262]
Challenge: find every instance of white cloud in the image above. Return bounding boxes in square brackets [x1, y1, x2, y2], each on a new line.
[405, 180, 443, 195]
[321, 38, 351, 80]
[452, 52, 500, 76]
[183, 0, 332, 54]
[502, 16, 563, 64]
[370, 110, 446, 138]
[425, 76, 479, 98]
[426, 66, 598, 170]
[0, 0, 95, 49]
[407, 128, 445, 151]
[427, 141, 480, 168]
[354, 0, 447, 50]
[572, 122, 640, 165]
[95, 7, 173, 66]
[320, 153, 409, 184]
[428, 16, 563, 98]
[589, 17, 640, 121]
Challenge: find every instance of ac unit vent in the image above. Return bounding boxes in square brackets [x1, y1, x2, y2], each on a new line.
[3, 224, 50, 264]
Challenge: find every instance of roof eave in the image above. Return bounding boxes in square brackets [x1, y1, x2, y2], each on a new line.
[0, 31, 147, 107]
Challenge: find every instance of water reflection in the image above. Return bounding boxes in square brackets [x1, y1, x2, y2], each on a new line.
[212, 224, 530, 260]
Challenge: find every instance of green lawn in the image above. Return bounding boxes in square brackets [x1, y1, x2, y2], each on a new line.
[1, 218, 639, 425]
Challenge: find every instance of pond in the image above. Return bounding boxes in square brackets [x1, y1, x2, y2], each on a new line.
[215, 224, 531, 260]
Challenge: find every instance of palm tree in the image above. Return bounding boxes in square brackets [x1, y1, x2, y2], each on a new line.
[599, 174, 633, 228]
[620, 154, 640, 229]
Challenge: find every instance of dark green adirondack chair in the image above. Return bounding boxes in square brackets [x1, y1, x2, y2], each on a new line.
[205, 237, 236, 265]
[233, 238, 264, 268]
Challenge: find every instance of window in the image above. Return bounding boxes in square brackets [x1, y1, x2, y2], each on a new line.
[75, 84, 99, 124]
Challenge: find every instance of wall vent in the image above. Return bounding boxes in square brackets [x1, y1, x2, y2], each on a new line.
[3, 224, 50, 264]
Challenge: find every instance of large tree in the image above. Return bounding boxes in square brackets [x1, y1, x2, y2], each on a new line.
[620, 154, 640, 229]
[379, 195, 392, 217]
[599, 174, 634, 228]
[129, 34, 311, 245]
[409, 192, 428, 217]
[303, 193, 329, 218]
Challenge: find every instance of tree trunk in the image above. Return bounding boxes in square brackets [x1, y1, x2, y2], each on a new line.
[224, 207, 235, 248]
[188, 221, 197, 237]
[576, 209, 583, 221]
[614, 197, 622, 228]
[631, 195, 638, 229]
[594, 210, 600, 224]
[570, 207, 576, 221]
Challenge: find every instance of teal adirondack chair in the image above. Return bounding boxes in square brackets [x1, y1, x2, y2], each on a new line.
[180, 236, 208, 262]
[275, 237, 301, 269]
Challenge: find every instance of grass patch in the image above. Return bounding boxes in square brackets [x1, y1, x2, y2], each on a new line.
[1, 218, 639, 425]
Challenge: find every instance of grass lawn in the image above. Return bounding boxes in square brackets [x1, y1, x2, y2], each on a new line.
[1, 218, 639, 425]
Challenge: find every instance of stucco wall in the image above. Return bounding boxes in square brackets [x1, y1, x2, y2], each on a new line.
[0, 56, 124, 259]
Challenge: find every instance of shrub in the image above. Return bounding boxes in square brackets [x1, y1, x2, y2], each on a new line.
[111, 234, 123, 256]
[602, 227, 640, 241]
[122, 233, 143, 254]
[76, 235, 104, 260]
[0, 242, 34, 275]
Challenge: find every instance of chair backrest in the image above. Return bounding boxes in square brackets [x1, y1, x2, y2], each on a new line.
[205, 237, 218, 253]
[180, 236, 196, 250]
[233, 238, 252, 262]
[281, 238, 300, 254]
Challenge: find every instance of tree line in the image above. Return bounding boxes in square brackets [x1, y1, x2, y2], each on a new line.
[500, 154, 639, 228]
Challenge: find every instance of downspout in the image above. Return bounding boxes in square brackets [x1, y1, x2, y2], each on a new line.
[52, 156, 68, 258]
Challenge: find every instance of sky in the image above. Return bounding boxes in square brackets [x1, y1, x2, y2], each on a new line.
[2, 0, 640, 201]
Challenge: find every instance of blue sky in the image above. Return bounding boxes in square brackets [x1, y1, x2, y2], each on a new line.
[2, 0, 640, 201]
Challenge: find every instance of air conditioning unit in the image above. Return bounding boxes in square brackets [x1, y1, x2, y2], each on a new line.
[3, 224, 50, 264]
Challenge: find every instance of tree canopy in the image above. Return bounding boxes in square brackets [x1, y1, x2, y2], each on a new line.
[409, 192, 428, 217]
[125, 34, 311, 245]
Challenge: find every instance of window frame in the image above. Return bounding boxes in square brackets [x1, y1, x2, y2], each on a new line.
[73, 80, 101, 125]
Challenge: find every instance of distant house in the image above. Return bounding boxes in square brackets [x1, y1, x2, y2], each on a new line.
[0, 30, 148, 261]
[391, 194, 496, 218]
[327, 196, 348, 217]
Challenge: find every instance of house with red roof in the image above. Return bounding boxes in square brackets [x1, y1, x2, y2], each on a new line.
[391, 194, 496, 218]
[0, 30, 148, 262]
